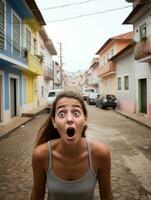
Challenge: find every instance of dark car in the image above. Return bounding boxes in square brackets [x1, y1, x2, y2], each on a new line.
[96, 94, 117, 109]
[87, 93, 98, 105]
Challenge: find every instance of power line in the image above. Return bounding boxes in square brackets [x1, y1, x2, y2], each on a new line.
[46, 5, 132, 23]
[39, 0, 149, 11]
[43, 0, 150, 23]
[40, 0, 101, 11]
[0, 1, 149, 25]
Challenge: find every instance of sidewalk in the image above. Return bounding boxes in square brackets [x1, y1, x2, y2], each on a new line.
[0, 105, 46, 140]
[115, 109, 151, 129]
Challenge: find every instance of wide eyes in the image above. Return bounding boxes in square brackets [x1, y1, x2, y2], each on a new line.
[58, 111, 65, 118]
[73, 111, 80, 117]
[57, 110, 81, 118]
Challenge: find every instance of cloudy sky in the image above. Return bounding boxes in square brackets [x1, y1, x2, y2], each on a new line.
[35, 0, 133, 72]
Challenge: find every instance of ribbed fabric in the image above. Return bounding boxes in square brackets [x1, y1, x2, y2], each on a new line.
[46, 138, 97, 200]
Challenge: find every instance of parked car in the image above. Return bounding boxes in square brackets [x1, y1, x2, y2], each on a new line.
[87, 93, 98, 105]
[47, 89, 63, 112]
[96, 94, 117, 109]
[81, 88, 96, 100]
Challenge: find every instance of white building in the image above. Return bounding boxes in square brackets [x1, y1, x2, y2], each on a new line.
[37, 28, 57, 106]
[124, 0, 151, 119]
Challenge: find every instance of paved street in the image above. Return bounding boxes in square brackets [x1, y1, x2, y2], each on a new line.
[0, 105, 151, 200]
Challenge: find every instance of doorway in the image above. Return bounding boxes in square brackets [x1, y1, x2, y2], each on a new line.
[10, 78, 17, 117]
[139, 79, 147, 114]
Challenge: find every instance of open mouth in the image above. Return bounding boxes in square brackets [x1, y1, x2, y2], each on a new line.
[66, 127, 75, 137]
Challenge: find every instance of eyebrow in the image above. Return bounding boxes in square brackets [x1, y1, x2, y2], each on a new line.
[56, 105, 81, 111]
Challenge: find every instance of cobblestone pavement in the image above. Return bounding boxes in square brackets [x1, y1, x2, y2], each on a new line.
[0, 105, 151, 200]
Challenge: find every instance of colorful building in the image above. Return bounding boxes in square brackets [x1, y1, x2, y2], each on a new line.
[0, 0, 47, 123]
[96, 32, 133, 95]
[123, 0, 151, 119]
[0, 0, 33, 122]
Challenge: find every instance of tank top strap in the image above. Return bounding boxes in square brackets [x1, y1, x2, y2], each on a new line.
[47, 141, 52, 171]
[86, 138, 96, 176]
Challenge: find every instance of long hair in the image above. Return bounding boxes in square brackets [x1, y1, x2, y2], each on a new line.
[35, 91, 88, 147]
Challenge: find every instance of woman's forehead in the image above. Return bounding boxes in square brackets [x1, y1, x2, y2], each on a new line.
[56, 97, 82, 109]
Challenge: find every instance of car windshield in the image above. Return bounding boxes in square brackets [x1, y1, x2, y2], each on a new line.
[90, 93, 97, 97]
[106, 95, 116, 99]
[85, 89, 94, 92]
[48, 92, 56, 97]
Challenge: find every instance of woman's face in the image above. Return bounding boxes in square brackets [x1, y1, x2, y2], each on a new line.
[52, 97, 87, 144]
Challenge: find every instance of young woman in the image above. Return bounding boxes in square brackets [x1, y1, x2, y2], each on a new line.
[30, 91, 113, 200]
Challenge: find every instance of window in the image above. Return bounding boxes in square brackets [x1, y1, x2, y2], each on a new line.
[124, 75, 129, 90]
[0, 0, 5, 49]
[26, 27, 31, 51]
[41, 86, 44, 97]
[12, 13, 20, 56]
[140, 23, 146, 40]
[34, 38, 37, 55]
[117, 77, 122, 90]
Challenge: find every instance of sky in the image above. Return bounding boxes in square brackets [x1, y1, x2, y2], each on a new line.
[35, 0, 133, 72]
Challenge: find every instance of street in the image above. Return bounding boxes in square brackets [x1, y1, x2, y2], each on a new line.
[0, 104, 151, 200]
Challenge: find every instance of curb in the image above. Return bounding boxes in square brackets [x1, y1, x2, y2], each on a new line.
[114, 110, 151, 130]
[0, 117, 33, 141]
[0, 108, 47, 141]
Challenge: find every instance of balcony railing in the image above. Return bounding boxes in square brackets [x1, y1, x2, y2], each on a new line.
[27, 53, 43, 75]
[44, 68, 53, 80]
[98, 61, 115, 77]
[134, 36, 151, 61]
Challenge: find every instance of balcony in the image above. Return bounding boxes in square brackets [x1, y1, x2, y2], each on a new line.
[98, 61, 115, 77]
[27, 53, 43, 75]
[134, 36, 151, 62]
[0, 43, 28, 69]
[44, 67, 53, 80]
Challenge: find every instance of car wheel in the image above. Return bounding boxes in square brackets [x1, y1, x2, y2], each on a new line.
[113, 106, 116, 110]
[100, 104, 104, 109]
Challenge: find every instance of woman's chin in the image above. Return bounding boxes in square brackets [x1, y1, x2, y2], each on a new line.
[64, 134, 79, 144]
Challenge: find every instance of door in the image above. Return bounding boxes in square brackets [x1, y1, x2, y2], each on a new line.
[140, 79, 147, 113]
[0, 75, 2, 122]
[23, 77, 27, 104]
[10, 78, 17, 117]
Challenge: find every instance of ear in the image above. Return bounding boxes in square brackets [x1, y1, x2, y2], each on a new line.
[51, 117, 56, 128]
[84, 117, 87, 126]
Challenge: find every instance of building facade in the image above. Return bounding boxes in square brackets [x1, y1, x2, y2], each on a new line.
[124, 0, 151, 119]
[96, 32, 133, 95]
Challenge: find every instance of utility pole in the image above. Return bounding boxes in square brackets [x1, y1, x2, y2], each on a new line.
[59, 42, 63, 88]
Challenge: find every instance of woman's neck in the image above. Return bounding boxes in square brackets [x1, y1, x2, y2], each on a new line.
[57, 138, 86, 158]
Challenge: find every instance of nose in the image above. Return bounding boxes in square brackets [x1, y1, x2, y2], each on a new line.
[66, 112, 73, 124]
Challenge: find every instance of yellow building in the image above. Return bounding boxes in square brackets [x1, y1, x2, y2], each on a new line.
[22, 0, 46, 114]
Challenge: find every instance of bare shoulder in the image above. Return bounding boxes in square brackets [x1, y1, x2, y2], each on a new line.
[32, 143, 48, 166]
[90, 140, 111, 164]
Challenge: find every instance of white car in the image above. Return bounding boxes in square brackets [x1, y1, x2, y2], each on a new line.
[81, 88, 96, 100]
[47, 89, 63, 112]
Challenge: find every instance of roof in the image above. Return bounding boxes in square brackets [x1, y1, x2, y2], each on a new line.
[39, 28, 57, 55]
[123, 2, 146, 24]
[108, 42, 134, 61]
[96, 32, 133, 54]
[25, 0, 46, 25]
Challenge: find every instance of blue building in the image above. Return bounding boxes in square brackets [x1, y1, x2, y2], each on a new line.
[0, 0, 44, 123]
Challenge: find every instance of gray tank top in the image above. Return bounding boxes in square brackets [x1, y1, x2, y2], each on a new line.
[46, 138, 97, 200]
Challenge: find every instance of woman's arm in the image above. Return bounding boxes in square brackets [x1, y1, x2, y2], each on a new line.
[30, 146, 47, 200]
[97, 143, 113, 200]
